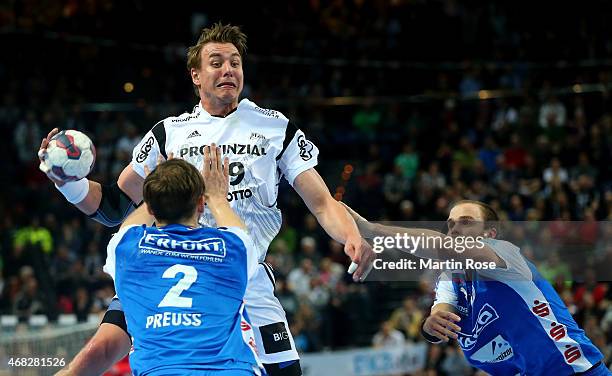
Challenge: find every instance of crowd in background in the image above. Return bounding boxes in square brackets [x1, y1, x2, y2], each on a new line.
[1, 0, 612, 374]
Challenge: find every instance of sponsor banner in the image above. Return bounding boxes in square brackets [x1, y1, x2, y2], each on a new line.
[301, 343, 427, 376]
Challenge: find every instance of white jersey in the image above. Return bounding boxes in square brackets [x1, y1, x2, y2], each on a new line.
[131, 98, 319, 262]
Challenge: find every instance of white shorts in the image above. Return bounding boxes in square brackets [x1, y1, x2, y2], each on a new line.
[244, 262, 300, 365]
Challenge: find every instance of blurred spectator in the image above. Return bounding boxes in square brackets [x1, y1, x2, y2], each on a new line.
[115, 122, 140, 157]
[307, 277, 330, 309]
[13, 268, 46, 320]
[491, 99, 518, 131]
[13, 111, 41, 163]
[272, 217, 298, 255]
[318, 258, 343, 287]
[387, 296, 424, 341]
[419, 162, 447, 192]
[372, 321, 405, 348]
[297, 236, 320, 265]
[571, 175, 600, 219]
[453, 137, 477, 170]
[539, 95, 567, 128]
[571, 153, 598, 181]
[73, 286, 92, 322]
[383, 165, 410, 208]
[288, 259, 315, 297]
[502, 133, 528, 170]
[539, 251, 572, 285]
[478, 137, 501, 175]
[352, 101, 381, 139]
[543, 157, 569, 186]
[13, 216, 53, 255]
[394, 143, 419, 181]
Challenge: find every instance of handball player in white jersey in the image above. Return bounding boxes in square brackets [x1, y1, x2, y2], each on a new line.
[40, 23, 375, 376]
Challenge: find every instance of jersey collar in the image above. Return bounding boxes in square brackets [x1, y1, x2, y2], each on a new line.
[195, 98, 248, 119]
[159, 223, 197, 231]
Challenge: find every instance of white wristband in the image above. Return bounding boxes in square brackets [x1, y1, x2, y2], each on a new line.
[55, 179, 90, 204]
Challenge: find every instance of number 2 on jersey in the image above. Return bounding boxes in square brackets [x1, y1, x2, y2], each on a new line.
[158, 264, 198, 308]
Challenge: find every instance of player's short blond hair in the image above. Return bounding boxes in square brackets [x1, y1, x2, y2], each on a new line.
[187, 22, 247, 97]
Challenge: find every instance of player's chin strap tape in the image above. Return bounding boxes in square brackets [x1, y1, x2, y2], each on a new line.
[88, 183, 139, 227]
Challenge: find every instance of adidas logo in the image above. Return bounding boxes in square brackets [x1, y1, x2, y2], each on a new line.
[187, 130, 202, 138]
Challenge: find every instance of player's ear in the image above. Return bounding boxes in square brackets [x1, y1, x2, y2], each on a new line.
[196, 195, 205, 214]
[191, 68, 200, 86]
[485, 227, 497, 239]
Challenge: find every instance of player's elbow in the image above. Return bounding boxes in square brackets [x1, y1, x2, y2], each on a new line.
[67, 339, 113, 376]
[76, 333, 128, 376]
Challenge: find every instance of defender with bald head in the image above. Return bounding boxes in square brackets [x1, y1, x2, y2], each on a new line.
[344, 200, 610, 376]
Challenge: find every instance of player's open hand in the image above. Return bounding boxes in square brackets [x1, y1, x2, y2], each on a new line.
[423, 311, 461, 342]
[202, 143, 230, 204]
[37, 128, 64, 185]
[345, 236, 376, 282]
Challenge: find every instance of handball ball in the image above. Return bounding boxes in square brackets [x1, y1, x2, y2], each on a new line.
[46, 130, 96, 181]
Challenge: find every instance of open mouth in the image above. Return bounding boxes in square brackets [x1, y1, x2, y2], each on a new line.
[217, 82, 236, 88]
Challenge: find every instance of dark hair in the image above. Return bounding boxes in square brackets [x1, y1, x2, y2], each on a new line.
[187, 22, 247, 97]
[452, 199, 499, 229]
[143, 159, 205, 223]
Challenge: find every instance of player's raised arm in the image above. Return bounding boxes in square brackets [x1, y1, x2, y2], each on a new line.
[293, 168, 376, 282]
[202, 144, 246, 230]
[276, 124, 374, 281]
[342, 202, 505, 267]
[38, 127, 145, 226]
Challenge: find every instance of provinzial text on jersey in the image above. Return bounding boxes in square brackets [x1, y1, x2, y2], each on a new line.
[179, 144, 267, 158]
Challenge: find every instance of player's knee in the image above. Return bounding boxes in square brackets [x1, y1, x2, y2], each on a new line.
[263, 360, 302, 376]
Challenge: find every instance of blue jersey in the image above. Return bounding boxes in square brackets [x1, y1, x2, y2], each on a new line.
[104, 224, 263, 376]
[434, 238, 604, 376]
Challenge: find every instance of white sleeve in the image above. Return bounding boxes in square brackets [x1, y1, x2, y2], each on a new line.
[130, 121, 165, 178]
[432, 271, 458, 309]
[478, 238, 532, 281]
[277, 125, 319, 186]
[103, 225, 138, 280]
[220, 227, 258, 279]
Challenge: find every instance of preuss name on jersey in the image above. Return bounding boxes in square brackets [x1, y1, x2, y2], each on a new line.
[145, 312, 202, 329]
[139, 233, 226, 259]
[179, 143, 267, 158]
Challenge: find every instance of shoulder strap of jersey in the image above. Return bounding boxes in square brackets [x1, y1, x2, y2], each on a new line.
[275, 121, 299, 161]
[151, 120, 167, 160]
